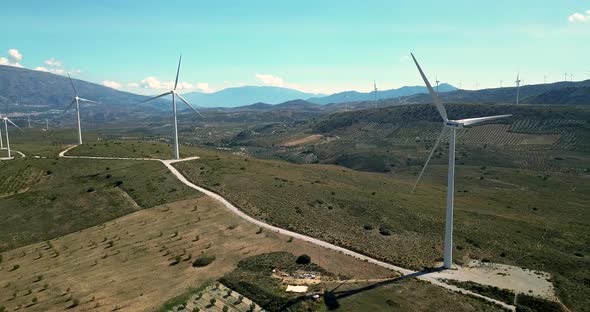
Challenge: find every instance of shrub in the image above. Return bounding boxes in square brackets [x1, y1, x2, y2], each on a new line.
[114, 180, 123, 187]
[170, 255, 182, 266]
[222, 306, 229, 312]
[256, 227, 263, 234]
[192, 255, 216, 267]
[10, 264, 20, 271]
[209, 298, 217, 306]
[379, 226, 392, 236]
[87, 187, 95, 193]
[363, 224, 373, 230]
[296, 254, 311, 265]
[67, 298, 79, 309]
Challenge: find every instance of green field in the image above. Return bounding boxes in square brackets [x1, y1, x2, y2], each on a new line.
[173, 146, 590, 311]
[69, 140, 201, 159]
[0, 153, 201, 252]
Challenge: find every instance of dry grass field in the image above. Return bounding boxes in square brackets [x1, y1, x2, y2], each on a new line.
[3, 195, 456, 312]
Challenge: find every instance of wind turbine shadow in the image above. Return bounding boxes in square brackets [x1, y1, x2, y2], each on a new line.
[277, 267, 447, 311]
[322, 267, 446, 310]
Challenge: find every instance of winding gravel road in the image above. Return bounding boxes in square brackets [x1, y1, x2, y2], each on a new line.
[58, 145, 515, 311]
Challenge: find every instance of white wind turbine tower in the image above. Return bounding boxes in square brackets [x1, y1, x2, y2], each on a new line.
[1, 115, 24, 158]
[63, 73, 100, 144]
[515, 73, 522, 105]
[410, 53, 511, 269]
[138, 55, 204, 160]
[373, 80, 378, 108]
[435, 75, 440, 93]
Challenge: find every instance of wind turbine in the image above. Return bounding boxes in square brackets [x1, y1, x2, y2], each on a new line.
[410, 53, 511, 269]
[435, 75, 440, 93]
[63, 73, 100, 144]
[1, 115, 24, 158]
[373, 80, 378, 108]
[138, 55, 203, 160]
[515, 73, 521, 105]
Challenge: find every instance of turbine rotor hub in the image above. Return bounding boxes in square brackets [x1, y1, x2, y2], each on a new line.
[445, 121, 464, 129]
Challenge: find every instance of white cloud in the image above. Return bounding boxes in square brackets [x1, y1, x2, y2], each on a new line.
[103, 80, 122, 89]
[176, 81, 194, 90]
[44, 57, 62, 66]
[255, 73, 299, 89]
[140, 76, 170, 89]
[8, 49, 22, 62]
[34, 66, 49, 72]
[137, 76, 200, 91]
[0, 49, 23, 67]
[568, 10, 590, 22]
[196, 82, 210, 92]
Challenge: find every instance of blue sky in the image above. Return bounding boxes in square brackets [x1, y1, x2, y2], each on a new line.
[1, 0, 589, 95]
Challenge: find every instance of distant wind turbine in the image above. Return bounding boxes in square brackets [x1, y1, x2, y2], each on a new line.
[1, 115, 24, 158]
[515, 73, 522, 105]
[564, 72, 568, 81]
[137, 55, 204, 160]
[410, 53, 511, 269]
[500, 80, 503, 88]
[63, 73, 100, 144]
[435, 75, 440, 93]
[344, 93, 349, 111]
[373, 81, 378, 108]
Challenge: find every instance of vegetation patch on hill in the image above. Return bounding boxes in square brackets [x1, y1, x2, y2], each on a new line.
[173, 147, 590, 311]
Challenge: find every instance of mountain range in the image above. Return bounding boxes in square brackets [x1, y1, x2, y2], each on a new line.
[1, 65, 589, 116]
[306, 83, 457, 105]
[182, 86, 324, 108]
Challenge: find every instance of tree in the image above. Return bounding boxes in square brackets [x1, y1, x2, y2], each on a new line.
[209, 298, 216, 306]
[296, 254, 311, 265]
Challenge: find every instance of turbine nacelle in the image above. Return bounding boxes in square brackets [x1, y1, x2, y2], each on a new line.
[445, 121, 464, 129]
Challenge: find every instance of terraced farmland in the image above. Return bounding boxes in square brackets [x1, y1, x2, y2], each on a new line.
[0, 165, 45, 197]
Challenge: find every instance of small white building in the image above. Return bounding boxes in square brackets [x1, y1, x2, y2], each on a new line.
[286, 285, 308, 293]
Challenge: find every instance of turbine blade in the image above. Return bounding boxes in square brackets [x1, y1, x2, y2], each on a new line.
[62, 99, 76, 115]
[137, 91, 172, 104]
[67, 73, 78, 95]
[176, 93, 204, 118]
[174, 55, 182, 90]
[412, 126, 447, 193]
[455, 114, 512, 127]
[7, 118, 24, 132]
[78, 98, 101, 104]
[410, 53, 448, 122]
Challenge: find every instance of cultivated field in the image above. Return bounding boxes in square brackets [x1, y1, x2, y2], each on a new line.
[0, 156, 199, 252]
[173, 146, 589, 311]
[0, 195, 499, 312]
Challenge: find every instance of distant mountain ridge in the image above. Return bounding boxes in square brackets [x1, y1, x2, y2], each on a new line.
[307, 83, 457, 105]
[396, 80, 590, 105]
[0, 65, 169, 112]
[182, 86, 324, 108]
